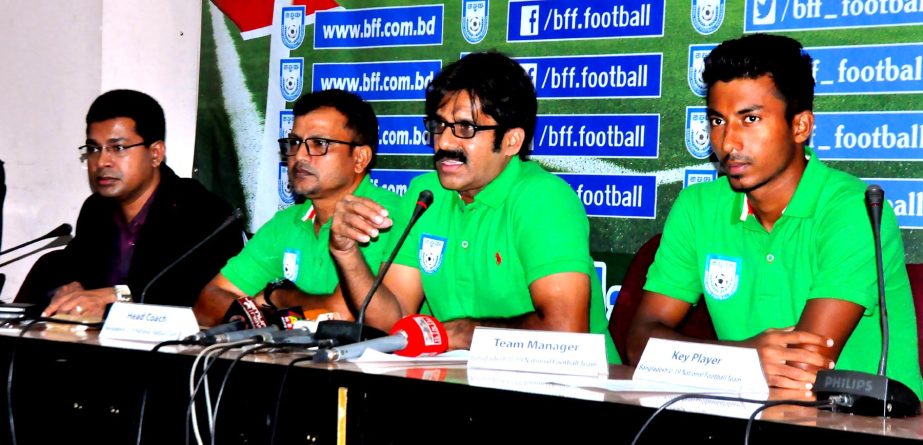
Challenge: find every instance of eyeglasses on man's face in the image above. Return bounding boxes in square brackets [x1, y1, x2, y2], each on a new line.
[423, 117, 500, 139]
[278, 137, 359, 157]
[77, 142, 146, 162]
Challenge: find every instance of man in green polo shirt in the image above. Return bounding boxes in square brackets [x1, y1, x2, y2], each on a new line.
[627, 34, 922, 398]
[193, 89, 400, 326]
[329, 51, 618, 363]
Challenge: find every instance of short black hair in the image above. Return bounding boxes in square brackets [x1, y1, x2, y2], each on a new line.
[292, 89, 379, 169]
[86, 89, 166, 144]
[425, 51, 537, 160]
[703, 33, 814, 122]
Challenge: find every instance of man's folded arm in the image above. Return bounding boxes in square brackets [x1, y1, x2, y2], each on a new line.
[626, 291, 694, 364]
[791, 298, 864, 369]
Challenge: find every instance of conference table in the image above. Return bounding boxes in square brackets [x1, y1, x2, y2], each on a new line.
[0, 325, 920, 445]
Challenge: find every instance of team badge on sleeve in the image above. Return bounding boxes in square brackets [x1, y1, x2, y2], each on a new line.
[703, 254, 739, 300]
[419, 234, 447, 274]
[283, 249, 300, 282]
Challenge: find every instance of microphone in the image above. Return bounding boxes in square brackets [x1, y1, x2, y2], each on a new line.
[314, 314, 447, 362]
[203, 325, 279, 345]
[221, 296, 270, 328]
[315, 190, 435, 345]
[266, 328, 322, 346]
[138, 208, 242, 304]
[814, 185, 920, 417]
[0, 223, 71, 256]
[194, 296, 306, 344]
[183, 320, 247, 343]
[273, 306, 306, 330]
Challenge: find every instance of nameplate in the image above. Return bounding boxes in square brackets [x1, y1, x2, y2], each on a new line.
[99, 303, 200, 343]
[467, 327, 608, 377]
[633, 338, 767, 394]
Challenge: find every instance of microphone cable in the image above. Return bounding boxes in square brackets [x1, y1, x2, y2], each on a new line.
[153, 339, 197, 352]
[6, 317, 103, 445]
[269, 355, 317, 445]
[135, 338, 200, 445]
[209, 342, 273, 445]
[630, 393, 837, 445]
[5, 320, 39, 445]
[743, 397, 837, 445]
[210, 340, 327, 444]
[186, 339, 258, 445]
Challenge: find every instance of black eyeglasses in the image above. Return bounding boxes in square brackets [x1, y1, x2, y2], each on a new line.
[423, 117, 500, 139]
[77, 142, 146, 162]
[278, 137, 359, 157]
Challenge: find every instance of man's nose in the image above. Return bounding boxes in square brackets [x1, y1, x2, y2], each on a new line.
[435, 128, 462, 152]
[94, 148, 116, 167]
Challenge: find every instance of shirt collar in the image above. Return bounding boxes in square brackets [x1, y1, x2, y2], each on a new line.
[782, 146, 828, 218]
[113, 188, 158, 229]
[301, 206, 316, 222]
[458, 157, 522, 209]
[734, 146, 827, 222]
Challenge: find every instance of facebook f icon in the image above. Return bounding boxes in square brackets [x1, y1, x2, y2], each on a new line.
[519, 63, 538, 85]
[520, 5, 539, 36]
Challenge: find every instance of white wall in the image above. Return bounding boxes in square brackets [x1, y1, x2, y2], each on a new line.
[0, 0, 201, 301]
[101, 1, 202, 172]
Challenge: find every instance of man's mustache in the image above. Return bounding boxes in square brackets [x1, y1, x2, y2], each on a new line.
[719, 153, 753, 167]
[94, 169, 121, 180]
[291, 161, 318, 176]
[433, 149, 467, 164]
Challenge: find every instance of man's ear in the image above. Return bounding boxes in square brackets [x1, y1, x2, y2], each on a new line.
[501, 128, 526, 157]
[353, 145, 372, 173]
[792, 110, 814, 144]
[149, 141, 166, 167]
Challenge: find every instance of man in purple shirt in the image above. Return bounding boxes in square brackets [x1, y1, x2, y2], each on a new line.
[21, 90, 243, 318]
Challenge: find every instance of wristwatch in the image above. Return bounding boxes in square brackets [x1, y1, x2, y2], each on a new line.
[263, 279, 293, 310]
[114, 284, 133, 303]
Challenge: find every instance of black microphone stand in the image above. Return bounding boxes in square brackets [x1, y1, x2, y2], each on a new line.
[814, 185, 920, 417]
[316, 190, 434, 345]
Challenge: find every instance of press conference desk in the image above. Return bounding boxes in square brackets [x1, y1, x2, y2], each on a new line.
[0, 327, 920, 445]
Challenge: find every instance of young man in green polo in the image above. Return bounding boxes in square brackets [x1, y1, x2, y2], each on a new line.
[627, 34, 922, 398]
[193, 89, 400, 326]
[329, 51, 618, 363]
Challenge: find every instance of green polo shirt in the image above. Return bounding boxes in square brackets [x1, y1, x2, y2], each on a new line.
[393, 158, 620, 364]
[222, 176, 401, 296]
[645, 148, 922, 398]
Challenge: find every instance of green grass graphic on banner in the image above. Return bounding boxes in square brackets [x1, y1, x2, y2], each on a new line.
[195, 0, 923, 286]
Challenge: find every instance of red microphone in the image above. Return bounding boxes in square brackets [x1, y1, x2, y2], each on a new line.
[391, 314, 447, 357]
[313, 314, 448, 362]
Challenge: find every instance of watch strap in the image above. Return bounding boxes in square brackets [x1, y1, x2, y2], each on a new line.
[114, 284, 133, 303]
